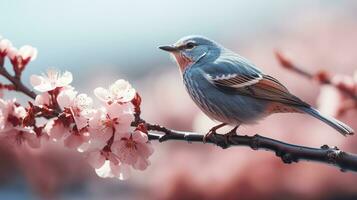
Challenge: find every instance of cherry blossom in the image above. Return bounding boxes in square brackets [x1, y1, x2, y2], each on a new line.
[112, 130, 154, 171]
[63, 129, 90, 149]
[30, 69, 73, 92]
[84, 148, 131, 180]
[2, 126, 41, 148]
[94, 79, 136, 104]
[79, 103, 134, 152]
[34, 92, 51, 106]
[44, 118, 70, 141]
[0, 37, 12, 57]
[57, 89, 94, 130]
[7, 45, 37, 75]
[7, 45, 37, 62]
[0, 35, 154, 181]
[95, 160, 131, 180]
[0, 99, 26, 133]
[0, 99, 40, 148]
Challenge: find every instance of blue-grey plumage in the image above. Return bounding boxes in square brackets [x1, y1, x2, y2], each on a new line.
[159, 35, 354, 136]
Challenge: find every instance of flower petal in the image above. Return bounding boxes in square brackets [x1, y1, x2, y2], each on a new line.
[132, 130, 148, 143]
[133, 157, 150, 170]
[6, 47, 17, 60]
[34, 92, 51, 106]
[57, 88, 77, 109]
[136, 142, 154, 158]
[18, 45, 38, 61]
[94, 87, 110, 102]
[45, 119, 69, 141]
[57, 71, 73, 87]
[111, 162, 131, 180]
[0, 39, 12, 53]
[64, 133, 86, 149]
[86, 150, 106, 169]
[95, 160, 115, 178]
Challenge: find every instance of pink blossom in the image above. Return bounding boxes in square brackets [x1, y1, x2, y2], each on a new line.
[83, 110, 113, 151]
[0, 99, 26, 133]
[30, 69, 73, 92]
[53, 89, 94, 149]
[44, 118, 70, 141]
[2, 126, 41, 148]
[0, 38, 12, 57]
[84, 103, 134, 151]
[34, 92, 51, 106]
[0, 99, 39, 148]
[85, 148, 131, 180]
[94, 79, 136, 104]
[63, 130, 90, 149]
[7, 45, 38, 62]
[86, 149, 118, 168]
[57, 89, 93, 130]
[111, 130, 154, 170]
[56, 86, 78, 108]
[94, 160, 131, 180]
[44, 117, 89, 149]
[7, 45, 37, 74]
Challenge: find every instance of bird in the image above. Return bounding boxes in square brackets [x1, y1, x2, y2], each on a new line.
[158, 35, 354, 141]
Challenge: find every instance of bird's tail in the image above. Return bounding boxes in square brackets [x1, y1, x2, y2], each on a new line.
[300, 107, 354, 136]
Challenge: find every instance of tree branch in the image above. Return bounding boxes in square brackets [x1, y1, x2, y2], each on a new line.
[275, 51, 357, 101]
[0, 63, 36, 99]
[146, 124, 357, 172]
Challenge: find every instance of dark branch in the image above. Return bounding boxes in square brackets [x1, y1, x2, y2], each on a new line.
[146, 125, 357, 172]
[0, 61, 36, 99]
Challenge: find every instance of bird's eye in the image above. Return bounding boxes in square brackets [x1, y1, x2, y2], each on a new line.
[186, 42, 196, 49]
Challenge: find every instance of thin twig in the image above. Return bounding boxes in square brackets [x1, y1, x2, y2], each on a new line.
[275, 51, 357, 101]
[0, 65, 36, 99]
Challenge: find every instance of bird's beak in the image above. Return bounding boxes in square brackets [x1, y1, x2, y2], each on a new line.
[158, 45, 178, 52]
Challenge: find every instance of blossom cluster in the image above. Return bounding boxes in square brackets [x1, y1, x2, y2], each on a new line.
[0, 36, 153, 180]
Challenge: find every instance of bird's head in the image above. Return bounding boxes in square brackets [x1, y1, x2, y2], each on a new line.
[159, 35, 221, 72]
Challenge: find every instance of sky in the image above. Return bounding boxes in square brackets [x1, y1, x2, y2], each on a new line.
[0, 0, 329, 78]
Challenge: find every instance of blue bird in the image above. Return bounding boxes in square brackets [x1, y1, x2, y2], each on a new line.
[159, 35, 354, 140]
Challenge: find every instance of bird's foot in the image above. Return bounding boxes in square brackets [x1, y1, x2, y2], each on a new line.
[203, 129, 216, 143]
[203, 123, 227, 143]
[223, 125, 239, 145]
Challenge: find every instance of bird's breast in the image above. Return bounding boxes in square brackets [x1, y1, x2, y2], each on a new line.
[172, 52, 193, 72]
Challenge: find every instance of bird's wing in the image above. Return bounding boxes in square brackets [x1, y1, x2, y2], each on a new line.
[201, 55, 310, 107]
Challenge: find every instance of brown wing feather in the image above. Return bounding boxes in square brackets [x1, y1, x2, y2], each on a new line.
[211, 73, 310, 107]
[240, 75, 310, 107]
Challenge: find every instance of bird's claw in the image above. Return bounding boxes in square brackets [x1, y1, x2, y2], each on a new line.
[224, 130, 237, 145]
[223, 126, 239, 145]
[203, 129, 216, 143]
[203, 123, 227, 143]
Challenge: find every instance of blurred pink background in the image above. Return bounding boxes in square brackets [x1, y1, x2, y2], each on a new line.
[1, 1, 357, 199]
